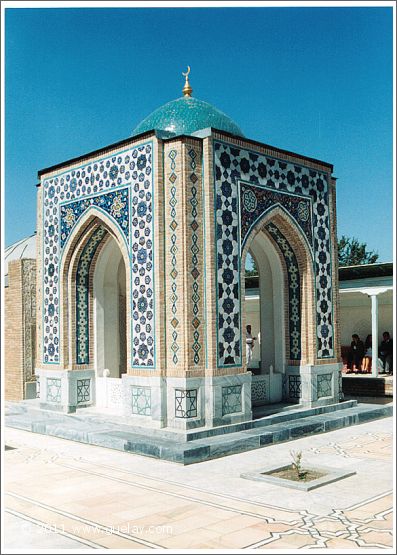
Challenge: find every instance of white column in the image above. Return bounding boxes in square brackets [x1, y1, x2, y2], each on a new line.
[370, 294, 379, 378]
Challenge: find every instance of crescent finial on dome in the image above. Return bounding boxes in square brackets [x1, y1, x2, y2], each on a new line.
[182, 66, 193, 97]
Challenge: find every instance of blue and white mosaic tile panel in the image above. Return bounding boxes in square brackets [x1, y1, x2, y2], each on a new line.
[167, 149, 180, 365]
[240, 183, 313, 248]
[214, 140, 334, 367]
[60, 188, 129, 248]
[130, 152, 155, 368]
[187, 147, 202, 366]
[42, 142, 154, 366]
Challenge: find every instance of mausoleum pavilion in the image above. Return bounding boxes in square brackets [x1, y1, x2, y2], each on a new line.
[33, 69, 343, 429]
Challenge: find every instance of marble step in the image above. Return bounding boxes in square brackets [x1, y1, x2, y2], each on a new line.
[5, 401, 392, 465]
[185, 400, 358, 441]
[6, 399, 358, 443]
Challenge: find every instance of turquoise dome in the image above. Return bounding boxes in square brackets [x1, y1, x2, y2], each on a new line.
[132, 96, 244, 137]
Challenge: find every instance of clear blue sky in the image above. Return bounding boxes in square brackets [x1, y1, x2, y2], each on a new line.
[5, 6, 393, 261]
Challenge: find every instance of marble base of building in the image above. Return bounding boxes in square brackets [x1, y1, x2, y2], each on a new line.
[36, 369, 96, 413]
[35, 367, 342, 427]
[284, 363, 342, 406]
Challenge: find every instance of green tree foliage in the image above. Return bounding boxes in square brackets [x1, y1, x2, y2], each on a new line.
[338, 235, 379, 267]
[245, 253, 258, 277]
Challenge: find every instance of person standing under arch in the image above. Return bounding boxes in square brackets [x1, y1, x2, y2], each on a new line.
[246, 325, 256, 365]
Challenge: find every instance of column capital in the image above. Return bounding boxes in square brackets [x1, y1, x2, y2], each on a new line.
[366, 287, 390, 297]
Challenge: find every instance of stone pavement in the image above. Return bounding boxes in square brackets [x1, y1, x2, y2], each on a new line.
[3, 416, 394, 551]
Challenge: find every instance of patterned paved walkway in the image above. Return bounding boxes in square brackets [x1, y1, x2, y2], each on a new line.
[3, 416, 394, 550]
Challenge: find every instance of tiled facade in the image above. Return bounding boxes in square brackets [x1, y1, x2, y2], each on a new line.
[35, 121, 341, 426]
[214, 140, 335, 368]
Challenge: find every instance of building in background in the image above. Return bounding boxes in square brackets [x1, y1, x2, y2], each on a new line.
[338, 263, 393, 367]
[4, 233, 37, 401]
[245, 262, 393, 397]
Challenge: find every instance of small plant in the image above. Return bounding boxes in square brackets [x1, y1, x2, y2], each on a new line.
[290, 449, 305, 480]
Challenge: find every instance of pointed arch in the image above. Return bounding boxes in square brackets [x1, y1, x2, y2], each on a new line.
[241, 202, 313, 260]
[59, 207, 131, 369]
[59, 203, 129, 267]
[241, 205, 316, 366]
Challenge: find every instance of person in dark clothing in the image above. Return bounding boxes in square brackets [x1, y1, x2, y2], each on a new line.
[347, 334, 365, 372]
[379, 332, 393, 375]
[362, 334, 372, 373]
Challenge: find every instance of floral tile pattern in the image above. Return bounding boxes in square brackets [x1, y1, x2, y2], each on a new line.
[214, 140, 334, 367]
[42, 142, 153, 367]
[60, 188, 129, 249]
[240, 182, 313, 248]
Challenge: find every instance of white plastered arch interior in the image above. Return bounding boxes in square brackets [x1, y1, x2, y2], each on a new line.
[94, 234, 126, 379]
[247, 229, 285, 374]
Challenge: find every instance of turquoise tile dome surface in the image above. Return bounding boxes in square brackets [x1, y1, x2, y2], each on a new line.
[132, 96, 244, 137]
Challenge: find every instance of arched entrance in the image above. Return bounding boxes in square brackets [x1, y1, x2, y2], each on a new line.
[245, 230, 286, 406]
[246, 232, 285, 373]
[60, 213, 129, 412]
[242, 208, 316, 409]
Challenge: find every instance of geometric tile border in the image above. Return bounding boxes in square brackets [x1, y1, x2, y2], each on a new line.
[265, 222, 301, 360]
[175, 389, 198, 419]
[317, 373, 333, 398]
[131, 386, 151, 416]
[75, 226, 107, 365]
[288, 375, 302, 400]
[187, 147, 201, 365]
[222, 385, 242, 415]
[46, 378, 61, 403]
[76, 379, 90, 404]
[167, 149, 179, 366]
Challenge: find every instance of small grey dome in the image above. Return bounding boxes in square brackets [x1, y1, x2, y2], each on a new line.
[4, 232, 36, 283]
